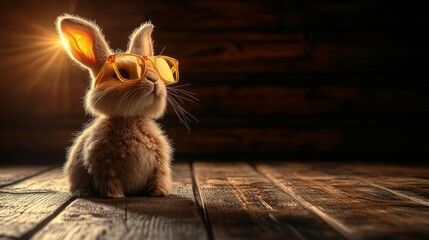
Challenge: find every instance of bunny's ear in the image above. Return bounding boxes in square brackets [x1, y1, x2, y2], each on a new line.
[127, 23, 154, 57]
[56, 14, 112, 76]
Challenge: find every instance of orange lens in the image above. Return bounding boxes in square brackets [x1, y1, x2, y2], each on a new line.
[153, 57, 178, 84]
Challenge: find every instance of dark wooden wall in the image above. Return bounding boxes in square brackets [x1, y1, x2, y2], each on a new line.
[0, 0, 428, 163]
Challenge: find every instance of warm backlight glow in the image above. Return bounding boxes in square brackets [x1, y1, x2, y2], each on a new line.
[61, 26, 96, 63]
[0, 18, 75, 114]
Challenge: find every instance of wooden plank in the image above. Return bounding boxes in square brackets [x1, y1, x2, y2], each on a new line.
[316, 163, 429, 180]
[0, 128, 343, 155]
[2, 126, 428, 161]
[165, 85, 428, 116]
[314, 163, 429, 206]
[4, 82, 428, 120]
[104, 1, 281, 30]
[32, 163, 208, 240]
[0, 168, 72, 239]
[169, 128, 344, 153]
[0, 165, 51, 188]
[280, 2, 429, 29]
[167, 127, 428, 157]
[2, 167, 68, 193]
[256, 162, 429, 239]
[150, 32, 428, 74]
[0, 129, 71, 150]
[90, 1, 429, 31]
[170, 43, 425, 74]
[193, 162, 344, 239]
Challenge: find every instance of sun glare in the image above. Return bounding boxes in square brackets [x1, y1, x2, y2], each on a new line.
[1, 18, 75, 114]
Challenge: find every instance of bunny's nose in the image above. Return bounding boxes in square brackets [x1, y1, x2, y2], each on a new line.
[145, 69, 158, 82]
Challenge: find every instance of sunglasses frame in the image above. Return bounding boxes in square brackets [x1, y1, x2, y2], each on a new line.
[93, 53, 179, 88]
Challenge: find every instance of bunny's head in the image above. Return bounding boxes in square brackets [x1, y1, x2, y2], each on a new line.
[57, 14, 168, 118]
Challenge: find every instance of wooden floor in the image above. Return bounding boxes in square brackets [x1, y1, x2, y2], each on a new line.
[1, 162, 429, 240]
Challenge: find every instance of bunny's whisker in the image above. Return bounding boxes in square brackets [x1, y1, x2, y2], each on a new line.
[167, 97, 188, 124]
[92, 90, 109, 106]
[117, 88, 137, 110]
[125, 88, 140, 110]
[167, 88, 195, 94]
[168, 92, 198, 120]
[167, 100, 184, 124]
[171, 97, 197, 122]
[166, 85, 198, 132]
[167, 93, 197, 133]
[167, 97, 188, 129]
[159, 46, 166, 55]
[166, 83, 192, 89]
[169, 93, 185, 104]
[129, 89, 142, 114]
[168, 92, 196, 103]
[168, 86, 196, 94]
[168, 89, 198, 101]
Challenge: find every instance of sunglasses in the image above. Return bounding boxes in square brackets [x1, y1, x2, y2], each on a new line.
[94, 53, 179, 87]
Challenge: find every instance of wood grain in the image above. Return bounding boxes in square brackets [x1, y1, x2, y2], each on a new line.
[2, 124, 428, 163]
[171, 42, 426, 74]
[164, 85, 428, 116]
[256, 162, 429, 239]
[32, 163, 208, 240]
[193, 161, 344, 239]
[0, 165, 51, 188]
[314, 163, 429, 206]
[1, 162, 429, 239]
[0, 168, 71, 239]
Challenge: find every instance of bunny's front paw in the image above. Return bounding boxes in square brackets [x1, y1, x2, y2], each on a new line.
[150, 187, 170, 197]
[71, 189, 92, 197]
[99, 178, 125, 198]
[105, 191, 125, 199]
[149, 181, 172, 197]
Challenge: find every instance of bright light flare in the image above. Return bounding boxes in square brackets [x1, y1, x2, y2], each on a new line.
[0, 19, 76, 114]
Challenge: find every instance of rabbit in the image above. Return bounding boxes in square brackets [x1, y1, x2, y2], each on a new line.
[56, 14, 173, 198]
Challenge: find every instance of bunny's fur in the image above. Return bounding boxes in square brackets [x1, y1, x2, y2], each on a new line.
[57, 14, 172, 198]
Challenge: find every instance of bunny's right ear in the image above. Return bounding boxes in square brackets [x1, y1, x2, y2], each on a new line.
[56, 14, 112, 77]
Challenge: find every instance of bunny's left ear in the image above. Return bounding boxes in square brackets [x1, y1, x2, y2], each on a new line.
[127, 23, 154, 57]
[56, 14, 112, 77]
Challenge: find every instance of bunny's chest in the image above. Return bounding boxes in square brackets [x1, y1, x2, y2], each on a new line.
[87, 118, 167, 164]
[105, 128, 161, 158]
[90, 127, 161, 193]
